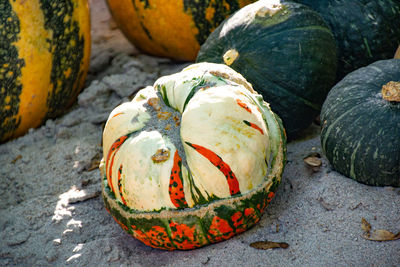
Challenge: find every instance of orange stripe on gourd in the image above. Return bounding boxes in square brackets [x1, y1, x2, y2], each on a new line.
[267, 191, 275, 203]
[236, 99, 252, 113]
[207, 216, 235, 242]
[106, 135, 128, 194]
[169, 221, 205, 250]
[243, 120, 264, 135]
[185, 142, 241, 196]
[244, 207, 260, 225]
[169, 151, 188, 208]
[139, 225, 175, 250]
[111, 112, 125, 118]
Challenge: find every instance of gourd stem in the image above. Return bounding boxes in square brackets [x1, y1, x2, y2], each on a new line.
[382, 81, 400, 102]
[223, 49, 239, 66]
[394, 45, 400, 59]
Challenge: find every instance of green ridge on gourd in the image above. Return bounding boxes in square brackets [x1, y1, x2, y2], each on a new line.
[196, 0, 337, 138]
[321, 59, 400, 187]
[0, 0, 90, 143]
[0, 1, 24, 140]
[183, 0, 241, 45]
[39, 0, 86, 119]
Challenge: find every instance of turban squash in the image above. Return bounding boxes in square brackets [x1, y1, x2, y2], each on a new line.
[106, 0, 255, 61]
[100, 62, 286, 250]
[321, 59, 400, 187]
[0, 0, 91, 143]
[293, 0, 400, 80]
[196, 0, 337, 138]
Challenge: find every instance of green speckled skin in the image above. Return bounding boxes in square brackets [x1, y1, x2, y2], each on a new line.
[321, 59, 400, 187]
[39, 0, 85, 119]
[0, 1, 24, 140]
[183, 0, 240, 44]
[294, 0, 400, 80]
[103, 175, 279, 250]
[138, 0, 150, 8]
[131, 1, 154, 42]
[196, 2, 337, 138]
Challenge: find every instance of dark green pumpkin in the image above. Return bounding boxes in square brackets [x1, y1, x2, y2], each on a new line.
[293, 0, 400, 80]
[196, 1, 337, 138]
[321, 59, 400, 187]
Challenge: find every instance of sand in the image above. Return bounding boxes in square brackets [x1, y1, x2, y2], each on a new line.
[0, 1, 399, 266]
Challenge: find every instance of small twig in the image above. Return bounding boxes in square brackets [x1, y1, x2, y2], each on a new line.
[317, 197, 335, 211]
[250, 241, 289, 250]
[11, 155, 22, 164]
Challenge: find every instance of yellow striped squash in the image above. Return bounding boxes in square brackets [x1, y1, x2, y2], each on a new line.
[0, 0, 91, 142]
[106, 0, 255, 61]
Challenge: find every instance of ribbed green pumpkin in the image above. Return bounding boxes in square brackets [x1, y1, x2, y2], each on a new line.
[321, 59, 400, 187]
[0, 0, 91, 143]
[293, 0, 400, 80]
[196, 0, 337, 138]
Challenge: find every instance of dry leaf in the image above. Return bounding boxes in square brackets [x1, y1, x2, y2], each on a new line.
[85, 153, 102, 172]
[250, 241, 289, 250]
[363, 229, 400, 242]
[304, 155, 322, 167]
[11, 155, 22, 164]
[349, 202, 362, 210]
[303, 152, 322, 172]
[361, 217, 371, 235]
[86, 160, 101, 171]
[318, 197, 335, 211]
[361, 217, 400, 241]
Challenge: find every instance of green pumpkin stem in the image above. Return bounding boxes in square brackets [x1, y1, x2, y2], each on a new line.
[382, 81, 400, 102]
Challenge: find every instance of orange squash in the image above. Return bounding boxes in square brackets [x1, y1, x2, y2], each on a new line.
[0, 0, 91, 143]
[106, 0, 255, 61]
